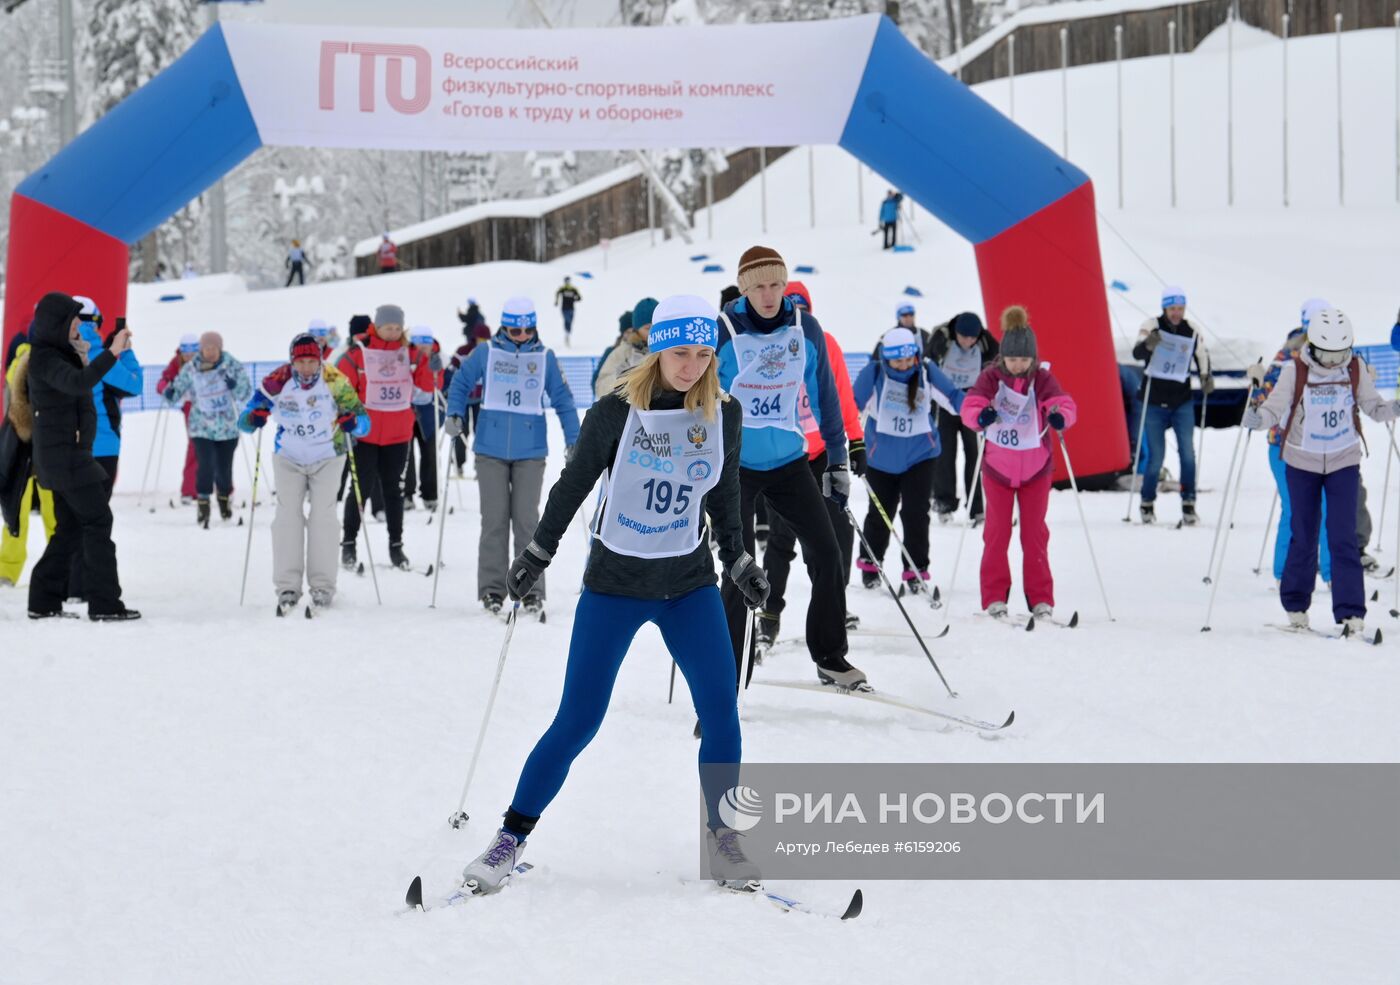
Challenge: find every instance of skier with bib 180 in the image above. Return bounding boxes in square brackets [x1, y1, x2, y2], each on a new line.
[961, 306, 1078, 621]
[1243, 308, 1398, 638]
[716, 245, 861, 688]
[445, 296, 579, 619]
[852, 327, 964, 593]
[456, 294, 769, 895]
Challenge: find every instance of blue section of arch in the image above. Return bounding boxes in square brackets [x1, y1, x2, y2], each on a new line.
[838, 16, 1089, 245]
[15, 25, 261, 245]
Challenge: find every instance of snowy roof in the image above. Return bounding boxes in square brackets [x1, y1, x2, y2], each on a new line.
[939, 0, 1188, 71]
[353, 160, 644, 257]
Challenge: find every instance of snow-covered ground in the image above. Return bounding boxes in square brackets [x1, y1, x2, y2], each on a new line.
[4, 22, 1400, 985]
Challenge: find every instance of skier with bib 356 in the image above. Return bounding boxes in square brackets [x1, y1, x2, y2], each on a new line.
[716, 245, 862, 688]
[853, 327, 964, 594]
[457, 295, 768, 895]
[961, 307, 1077, 621]
[1131, 285, 1214, 526]
[1243, 308, 1398, 638]
[445, 296, 579, 619]
[239, 333, 369, 616]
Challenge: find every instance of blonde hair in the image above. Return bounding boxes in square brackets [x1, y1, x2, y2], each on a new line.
[621, 351, 725, 421]
[1000, 305, 1030, 331]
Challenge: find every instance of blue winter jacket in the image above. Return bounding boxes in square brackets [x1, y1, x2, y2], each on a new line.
[78, 321, 143, 458]
[716, 297, 848, 472]
[853, 358, 964, 474]
[879, 197, 899, 224]
[446, 331, 580, 461]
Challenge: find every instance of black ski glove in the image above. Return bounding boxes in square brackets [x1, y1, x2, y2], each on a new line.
[976, 406, 998, 429]
[1047, 410, 1066, 431]
[728, 552, 770, 609]
[848, 440, 867, 478]
[506, 541, 552, 601]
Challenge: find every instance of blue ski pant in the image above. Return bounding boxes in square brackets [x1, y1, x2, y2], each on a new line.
[509, 585, 740, 831]
[1140, 401, 1196, 504]
[1282, 464, 1363, 621]
[1270, 442, 1330, 583]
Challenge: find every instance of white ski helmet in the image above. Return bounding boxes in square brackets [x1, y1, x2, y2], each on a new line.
[1307, 308, 1353, 352]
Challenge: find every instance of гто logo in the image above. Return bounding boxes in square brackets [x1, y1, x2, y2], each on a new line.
[319, 42, 431, 115]
[719, 785, 764, 831]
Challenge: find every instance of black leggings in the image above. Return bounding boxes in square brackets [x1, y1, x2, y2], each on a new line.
[342, 440, 410, 545]
[193, 437, 238, 499]
[861, 458, 936, 572]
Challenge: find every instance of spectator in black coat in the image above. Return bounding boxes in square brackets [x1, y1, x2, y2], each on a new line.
[24, 292, 139, 621]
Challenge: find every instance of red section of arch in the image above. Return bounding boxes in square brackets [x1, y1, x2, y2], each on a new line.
[974, 180, 1128, 479]
[3, 193, 130, 362]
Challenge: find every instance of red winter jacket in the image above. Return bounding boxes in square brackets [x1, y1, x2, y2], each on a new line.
[804, 333, 863, 460]
[960, 362, 1077, 488]
[335, 327, 433, 445]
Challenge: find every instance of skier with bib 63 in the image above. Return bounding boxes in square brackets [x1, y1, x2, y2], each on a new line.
[1243, 308, 1398, 637]
[239, 333, 369, 616]
[852, 327, 964, 594]
[444, 296, 579, 619]
[961, 306, 1077, 621]
[457, 294, 768, 895]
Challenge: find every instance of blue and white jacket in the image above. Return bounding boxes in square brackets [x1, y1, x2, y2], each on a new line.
[716, 297, 848, 472]
[852, 357, 964, 474]
[78, 321, 142, 458]
[446, 330, 580, 462]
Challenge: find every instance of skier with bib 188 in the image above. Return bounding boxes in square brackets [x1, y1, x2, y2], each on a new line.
[457, 294, 769, 895]
[1243, 308, 1398, 638]
[961, 306, 1078, 621]
[444, 297, 579, 619]
[716, 246, 862, 689]
[239, 333, 369, 616]
[852, 327, 964, 593]
[1131, 285, 1214, 526]
[335, 305, 434, 572]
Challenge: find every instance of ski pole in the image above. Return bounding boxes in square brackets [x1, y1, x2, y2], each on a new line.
[346, 437, 382, 605]
[1055, 431, 1114, 621]
[1202, 416, 1247, 584]
[136, 402, 168, 508]
[449, 602, 519, 828]
[942, 433, 987, 628]
[429, 448, 451, 608]
[736, 604, 757, 714]
[1124, 374, 1153, 523]
[858, 473, 941, 609]
[1202, 430, 1254, 631]
[1252, 488, 1279, 575]
[1378, 422, 1395, 552]
[1387, 425, 1400, 618]
[668, 660, 677, 704]
[1194, 383, 1209, 492]
[845, 504, 956, 697]
[237, 427, 264, 606]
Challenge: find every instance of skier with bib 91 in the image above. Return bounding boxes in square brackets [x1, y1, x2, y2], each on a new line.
[1243, 308, 1398, 638]
[445, 296, 579, 619]
[961, 306, 1077, 621]
[716, 245, 862, 689]
[456, 294, 768, 896]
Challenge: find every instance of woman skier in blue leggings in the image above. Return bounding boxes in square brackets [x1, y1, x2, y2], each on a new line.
[459, 294, 771, 894]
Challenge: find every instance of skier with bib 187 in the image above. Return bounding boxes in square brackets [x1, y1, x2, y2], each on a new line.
[456, 294, 769, 895]
[444, 297, 579, 619]
[239, 333, 369, 616]
[1243, 308, 1398, 638]
[335, 305, 434, 572]
[961, 307, 1078, 621]
[716, 245, 861, 688]
[1131, 285, 1214, 525]
[852, 327, 964, 593]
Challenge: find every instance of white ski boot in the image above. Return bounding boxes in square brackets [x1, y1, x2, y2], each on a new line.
[985, 601, 1009, 618]
[276, 591, 300, 617]
[1032, 603, 1053, 619]
[708, 826, 762, 891]
[461, 828, 526, 895]
[1286, 611, 1310, 631]
[1341, 616, 1366, 638]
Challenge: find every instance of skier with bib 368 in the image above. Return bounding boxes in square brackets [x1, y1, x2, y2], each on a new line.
[161, 332, 251, 528]
[445, 297, 579, 619]
[853, 327, 964, 594]
[1243, 308, 1398, 638]
[239, 334, 369, 616]
[1131, 285, 1214, 526]
[716, 245, 862, 688]
[458, 295, 768, 895]
[961, 307, 1077, 621]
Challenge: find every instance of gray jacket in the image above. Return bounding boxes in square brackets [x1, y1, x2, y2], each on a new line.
[1257, 348, 1396, 474]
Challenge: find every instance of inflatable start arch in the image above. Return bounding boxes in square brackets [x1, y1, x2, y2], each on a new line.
[3, 14, 1128, 475]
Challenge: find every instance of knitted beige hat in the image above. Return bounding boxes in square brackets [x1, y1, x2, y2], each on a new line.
[736, 245, 788, 294]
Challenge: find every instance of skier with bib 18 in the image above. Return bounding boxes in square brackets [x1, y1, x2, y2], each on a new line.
[1243, 308, 1399, 638]
[852, 327, 965, 593]
[444, 296, 579, 619]
[457, 294, 769, 895]
[961, 306, 1078, 621]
